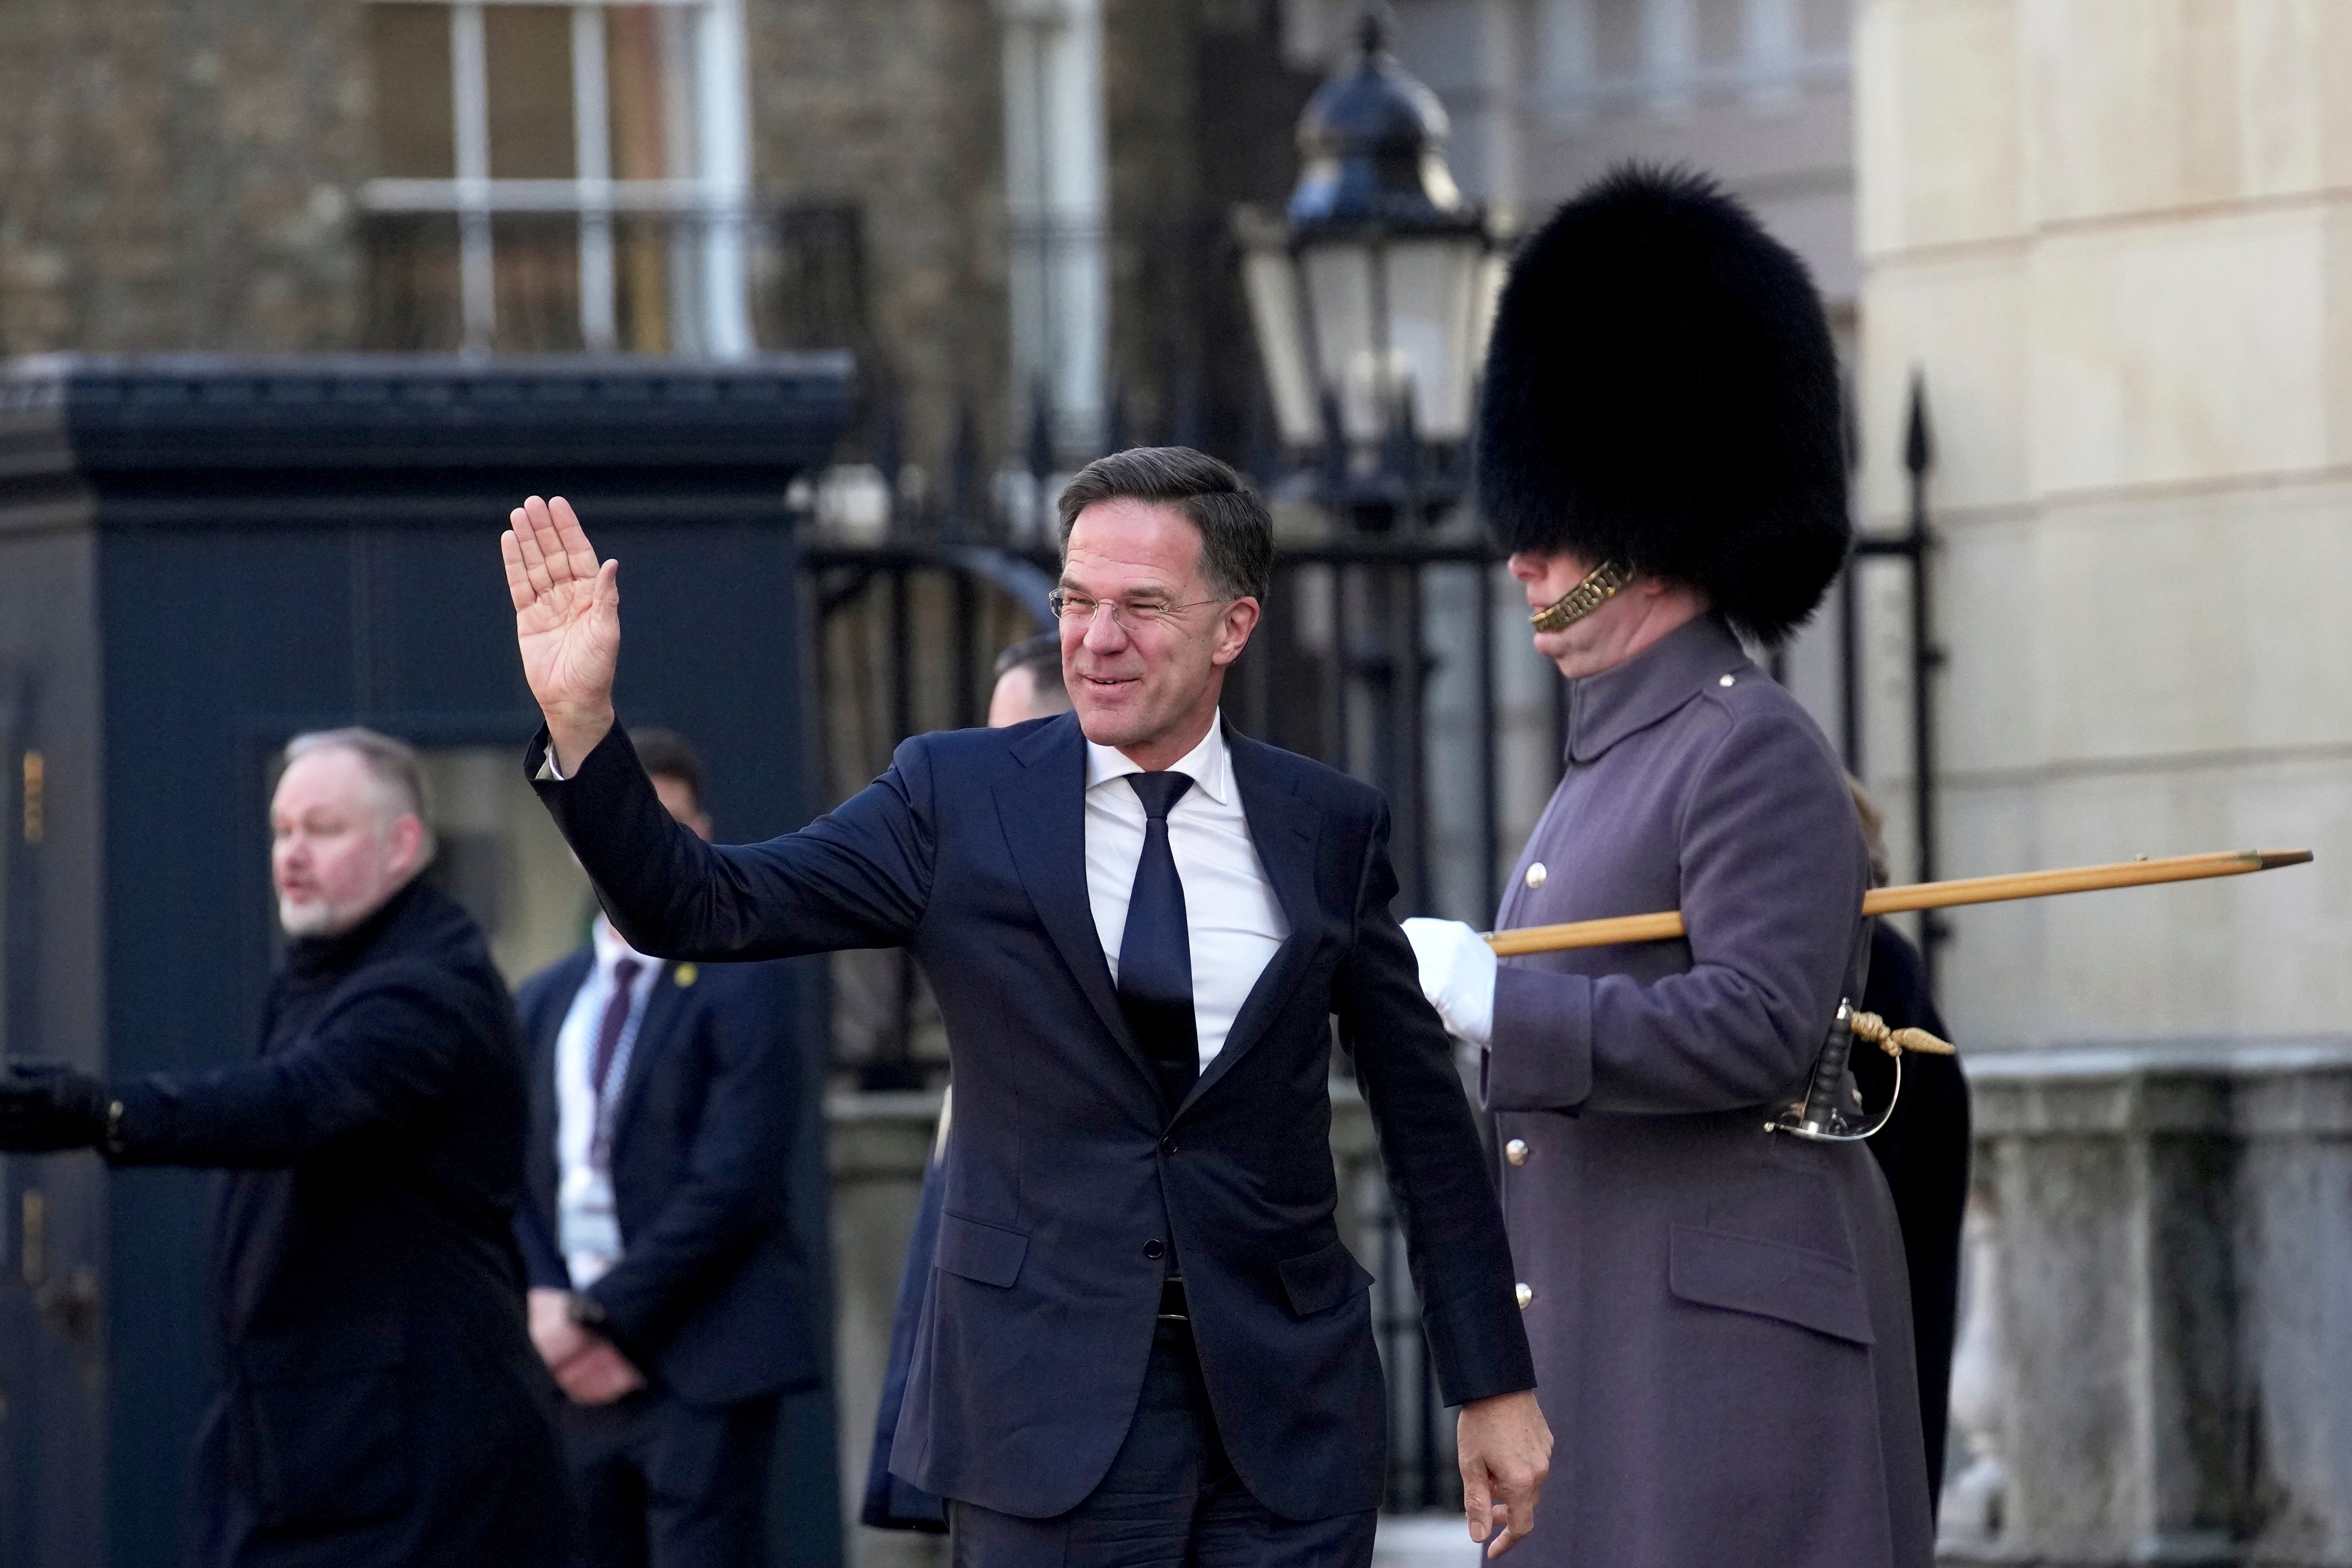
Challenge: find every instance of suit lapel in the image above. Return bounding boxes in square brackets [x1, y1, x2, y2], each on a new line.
[610, 961, 692, 1147]
[992, 712, 1159, 1091]
[1177, 728, 1323, 1117]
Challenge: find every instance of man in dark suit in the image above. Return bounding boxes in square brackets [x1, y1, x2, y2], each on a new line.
[0, 727, 568, 1568]
[513, 727, 818, 1568]
[500, 448, 1551, 1565]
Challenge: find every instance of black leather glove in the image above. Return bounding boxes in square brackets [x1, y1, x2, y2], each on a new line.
[0, 1064, 114, 1154]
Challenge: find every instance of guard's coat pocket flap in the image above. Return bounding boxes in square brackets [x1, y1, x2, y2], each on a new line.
[1278, 1236, 1374, 1317]
[936, 1211, 1029, 1288]
[1668, 1224, 1874, 1346]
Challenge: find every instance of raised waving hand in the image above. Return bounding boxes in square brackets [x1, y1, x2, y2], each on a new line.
[502, 495, 621, 772]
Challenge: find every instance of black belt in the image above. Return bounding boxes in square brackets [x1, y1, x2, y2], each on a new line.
[1157, 1275, 1189, 1322]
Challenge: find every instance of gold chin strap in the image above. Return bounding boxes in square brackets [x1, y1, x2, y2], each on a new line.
[1528, 559, 1634, 634]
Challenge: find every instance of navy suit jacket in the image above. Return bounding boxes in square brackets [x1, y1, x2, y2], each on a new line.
[529, 711, 1533, 1521]
[513, 945, 819, 1406]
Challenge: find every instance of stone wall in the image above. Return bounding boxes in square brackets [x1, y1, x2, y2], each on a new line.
[0, 0, 1296, 479]
[0, 0, 1012, 466]
[0, 0, 371, 354]
[745, 0, 1010, 473]
[1949, 1046, 2352, 1566]
[1855, 9, 2352, 1560]
[1853, 0, 2352, 1053]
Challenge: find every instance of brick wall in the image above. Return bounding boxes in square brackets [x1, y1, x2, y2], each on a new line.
[0, 0, 369, 354]
[0, 0, 1304, 476]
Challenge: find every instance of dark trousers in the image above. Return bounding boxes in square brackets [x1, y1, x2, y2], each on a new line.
[949, 1320, 1377, 1568]
[561, 1389, 780, 1568]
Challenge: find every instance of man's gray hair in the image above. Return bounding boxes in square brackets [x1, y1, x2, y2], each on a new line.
[1056, 446, 1274, 603]
[284, 727, 436, 858]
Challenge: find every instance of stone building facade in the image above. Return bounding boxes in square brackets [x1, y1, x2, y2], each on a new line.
[0, 0, 374, 353]
[1855, 3, 2352, 1562]
[1855, 0, 2352, 1062]
[0, 0, 1314, 487]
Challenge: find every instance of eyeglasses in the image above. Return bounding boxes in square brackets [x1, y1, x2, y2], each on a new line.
[1047, 589, 1226, 632]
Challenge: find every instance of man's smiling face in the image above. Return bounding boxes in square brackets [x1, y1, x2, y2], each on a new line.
[1058, 497, 1254, 765]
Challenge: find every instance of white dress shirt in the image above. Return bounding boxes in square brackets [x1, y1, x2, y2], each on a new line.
[554, 917, 658, 1287]
[1084, 715, 1289, 1069]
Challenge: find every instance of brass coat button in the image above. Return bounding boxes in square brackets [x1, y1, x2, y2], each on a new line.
[1524, 862, 1547, 890]
[1515, 1283, 1534, 1309]
[1505, 1138, 1530, 1166]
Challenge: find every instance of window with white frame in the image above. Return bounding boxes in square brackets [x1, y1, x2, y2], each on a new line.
[1000, 0, 1108, 462]
[1535, 0, 1848, 125]
[361, 0, 752, 356]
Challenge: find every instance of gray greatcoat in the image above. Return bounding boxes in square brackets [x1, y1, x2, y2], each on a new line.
[1487, 614, 1933, 1567]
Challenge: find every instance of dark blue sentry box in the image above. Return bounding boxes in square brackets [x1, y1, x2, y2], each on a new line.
[0, 353, 850, 1568]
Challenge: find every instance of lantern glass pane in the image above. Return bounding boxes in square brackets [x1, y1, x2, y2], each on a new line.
[1241, 248, 1321, 448]
[1300, 243, 1387, 443]
[1470, 251, 1509, 373]
[1384, 235, 1485, 443]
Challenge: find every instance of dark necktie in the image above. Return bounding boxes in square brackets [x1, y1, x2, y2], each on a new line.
[591, 956, 643, 1109]
[1118, 772, 1197, 1119]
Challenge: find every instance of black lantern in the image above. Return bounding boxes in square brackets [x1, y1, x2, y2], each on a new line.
[1237, 9, 1505, 488]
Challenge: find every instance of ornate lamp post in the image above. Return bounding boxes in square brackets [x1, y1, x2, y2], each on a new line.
[1235, 7, 1506, 522]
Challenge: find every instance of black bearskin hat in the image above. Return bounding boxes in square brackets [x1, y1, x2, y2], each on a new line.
[1477, 166, 1848, 645]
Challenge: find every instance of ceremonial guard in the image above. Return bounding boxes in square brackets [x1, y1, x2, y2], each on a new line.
[1404, 167, 1935, 1566]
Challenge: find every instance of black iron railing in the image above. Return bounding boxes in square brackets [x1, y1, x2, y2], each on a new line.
[1840, 373, 1943, 989]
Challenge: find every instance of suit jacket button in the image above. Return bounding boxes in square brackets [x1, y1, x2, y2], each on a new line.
[1505, 1138, 1530, 1166]
[1160, 1136, 1178, 1156]
[1524, 862, 1547, 890]
[1515, 1283, 1534, 1309]
[1144, 1239, 1165, 1260]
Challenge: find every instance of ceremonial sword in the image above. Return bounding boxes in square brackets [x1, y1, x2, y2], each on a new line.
[1478, 848, 2315, 1140]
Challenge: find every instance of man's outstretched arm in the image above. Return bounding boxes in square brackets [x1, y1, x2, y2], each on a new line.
[505, 495, 934, 961]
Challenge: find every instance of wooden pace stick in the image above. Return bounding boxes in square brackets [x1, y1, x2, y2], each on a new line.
[1484, 848, 2314, 959]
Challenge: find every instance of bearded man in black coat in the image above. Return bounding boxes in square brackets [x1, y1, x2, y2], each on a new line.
[0, 728, 569, 1568]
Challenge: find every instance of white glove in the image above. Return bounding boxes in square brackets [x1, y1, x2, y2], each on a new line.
[1401, 917, 1498, 1046]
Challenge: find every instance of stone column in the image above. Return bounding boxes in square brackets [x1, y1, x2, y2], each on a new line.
[2225, 1050, 2352, 1562]
[828, 1090, 948, 1568]
[1948, 1044, 2352, 1568]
